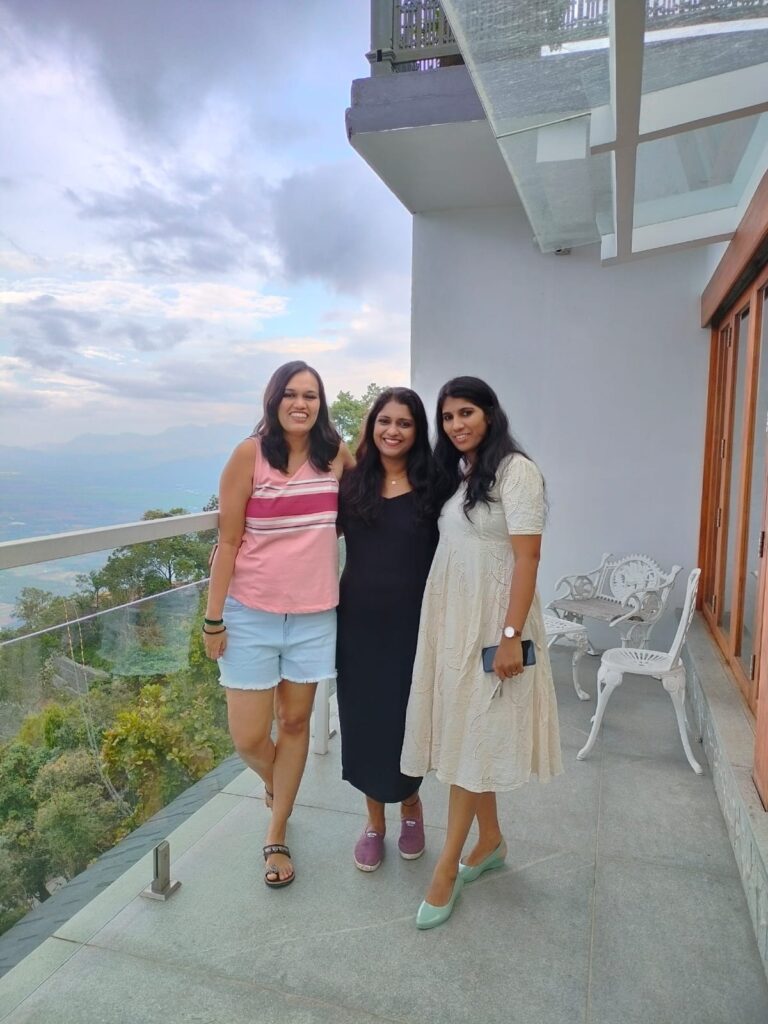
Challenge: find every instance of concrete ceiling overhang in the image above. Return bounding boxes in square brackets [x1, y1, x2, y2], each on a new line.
[350, 119, 520, 214]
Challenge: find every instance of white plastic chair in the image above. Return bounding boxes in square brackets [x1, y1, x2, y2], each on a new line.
[576, 568, 703, 774]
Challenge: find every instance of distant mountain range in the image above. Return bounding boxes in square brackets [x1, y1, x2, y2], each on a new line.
[0, 423, 253, 624]
[0, 422, 250, 542]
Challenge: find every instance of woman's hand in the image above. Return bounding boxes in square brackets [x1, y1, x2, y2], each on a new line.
[492, 636, 524, 680]
[203, 628, 227, 661]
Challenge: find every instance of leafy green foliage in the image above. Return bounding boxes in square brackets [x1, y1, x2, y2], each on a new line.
[98, 508, 211, 602]
[330, 383, 384, 451]
[35, 787, 119, 879]
[0, 838, 28, 932]
[102, 681, 229, 823]
[0, 743, 53, 823]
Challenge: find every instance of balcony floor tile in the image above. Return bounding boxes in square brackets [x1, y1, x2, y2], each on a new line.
[1, 650, 767, 1024]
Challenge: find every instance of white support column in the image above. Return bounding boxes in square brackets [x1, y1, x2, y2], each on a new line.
[310, 678, 336, 755]
[367, 0, 396, 75]
[608, 0, 646, 261]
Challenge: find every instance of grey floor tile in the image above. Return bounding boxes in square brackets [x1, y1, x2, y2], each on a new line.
[589, 856, 768, 1024]
[598, 752, 739, 876]
[82, 802, 570, 1024]
[2, 945, 401, 1024]
[493, 748, 601, 856]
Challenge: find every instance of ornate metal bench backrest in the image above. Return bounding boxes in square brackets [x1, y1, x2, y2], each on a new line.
[553, 553, 683, 648]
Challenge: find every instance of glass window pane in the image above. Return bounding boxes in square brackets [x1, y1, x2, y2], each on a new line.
[740, 291, 768, 676]
[634, 114, 768, 229]
[721, 308, 750, 636]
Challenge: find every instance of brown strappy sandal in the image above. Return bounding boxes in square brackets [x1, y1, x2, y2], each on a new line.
[263, 844, 295, 888]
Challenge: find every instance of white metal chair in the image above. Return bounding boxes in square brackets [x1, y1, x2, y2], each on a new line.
[576, 568, 703, 774]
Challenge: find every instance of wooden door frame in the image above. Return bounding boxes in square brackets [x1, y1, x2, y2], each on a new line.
[701, 171, 768, 805]
[702, 278, 768, 707]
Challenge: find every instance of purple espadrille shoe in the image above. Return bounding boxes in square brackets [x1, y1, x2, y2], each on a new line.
[354, 829, 385, 872]
[398, 815, 425, 860]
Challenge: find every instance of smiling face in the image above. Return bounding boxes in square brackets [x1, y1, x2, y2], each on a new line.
[277, 370, 321, 437]
[441, 396, 489, 460]
[372, 400, 417, 461]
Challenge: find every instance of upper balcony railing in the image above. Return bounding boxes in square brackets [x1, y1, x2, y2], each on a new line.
[368, 0, 768, 74]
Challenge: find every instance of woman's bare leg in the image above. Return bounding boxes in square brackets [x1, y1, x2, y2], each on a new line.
[264, 679, 318, 880]
[365, 796, 386, 833]
[425, 784, 477, 906]
[462, 791, 504, 866]
[401, 790, 422, 820]
[225, 687, 276, 792]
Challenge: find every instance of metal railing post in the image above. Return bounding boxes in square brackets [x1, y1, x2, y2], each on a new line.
[141, 841, 181, 901]
[367, 0, 395, 74]
[311, 678, 334, 755]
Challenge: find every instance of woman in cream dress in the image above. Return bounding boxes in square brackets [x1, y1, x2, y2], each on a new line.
[401, 376, 562, 929]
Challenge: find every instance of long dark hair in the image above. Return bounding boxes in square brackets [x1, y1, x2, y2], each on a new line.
[254, 360, 340, 472]
[434, 376, 534, 516]
[341, 387, 435, 523]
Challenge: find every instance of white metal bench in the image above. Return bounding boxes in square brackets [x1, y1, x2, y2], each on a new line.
[548, 553, 682, 650]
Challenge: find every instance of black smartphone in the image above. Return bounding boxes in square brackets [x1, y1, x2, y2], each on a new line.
[481, 639, 536, 674]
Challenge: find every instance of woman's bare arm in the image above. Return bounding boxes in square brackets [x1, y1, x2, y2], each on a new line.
[492, 533, 542, 680]
[203, 439, 255, 659]
[332, 441, 356, 480]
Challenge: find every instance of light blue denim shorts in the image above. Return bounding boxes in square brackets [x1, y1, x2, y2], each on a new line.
[217, 596, 337, 691]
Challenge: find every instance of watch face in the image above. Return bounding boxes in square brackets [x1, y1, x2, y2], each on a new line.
[503, 626, 516, 639]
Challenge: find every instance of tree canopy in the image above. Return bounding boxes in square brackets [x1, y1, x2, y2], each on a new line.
[330, 383, 383, 451]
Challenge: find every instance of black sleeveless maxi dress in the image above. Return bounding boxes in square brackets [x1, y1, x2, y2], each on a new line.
[336, 492, 438, 803]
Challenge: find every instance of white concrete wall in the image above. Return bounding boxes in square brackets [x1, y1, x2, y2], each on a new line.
[411, 205, 717, 647]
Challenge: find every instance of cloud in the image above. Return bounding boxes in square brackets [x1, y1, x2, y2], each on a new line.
[5, 293, 188, 359]
[0, 380, 47, 412]
[9, 294, 101, 348]
[66, 173, 274, 278]
[3, 280, 286, 367]
[10, 343, 73, 371]
[271, 162, 411, 295]
[0, 1, 414, 447]
[0, 0, 365, 143]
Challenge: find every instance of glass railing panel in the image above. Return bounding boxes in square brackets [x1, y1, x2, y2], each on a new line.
[0, 531, 230, 938]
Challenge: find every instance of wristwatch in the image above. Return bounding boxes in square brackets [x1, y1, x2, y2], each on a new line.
[502, 625, 522, 639]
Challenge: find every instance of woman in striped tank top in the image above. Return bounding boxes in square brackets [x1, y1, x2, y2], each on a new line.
[203, 361, 353, 889]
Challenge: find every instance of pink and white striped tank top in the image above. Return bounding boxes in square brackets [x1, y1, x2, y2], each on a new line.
[228, 437, 339, 614]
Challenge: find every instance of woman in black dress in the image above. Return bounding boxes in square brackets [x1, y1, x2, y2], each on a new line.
[337, 387, 438, 872]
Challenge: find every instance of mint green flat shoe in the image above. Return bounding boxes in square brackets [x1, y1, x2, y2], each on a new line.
[458, 839, 507, 883]
[415, 876, 463, 930]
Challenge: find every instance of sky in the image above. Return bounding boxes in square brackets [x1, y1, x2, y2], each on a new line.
[0, 0, 412, 446]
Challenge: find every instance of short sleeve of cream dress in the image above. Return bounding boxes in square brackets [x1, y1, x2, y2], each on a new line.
[400, 454, 563, 793]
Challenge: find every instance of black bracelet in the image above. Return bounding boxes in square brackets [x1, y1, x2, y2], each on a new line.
[202, 625, 227, 635]
[204, 616, 224, 626]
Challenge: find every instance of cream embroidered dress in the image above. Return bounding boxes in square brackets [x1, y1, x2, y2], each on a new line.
[400, 454, 562, 792]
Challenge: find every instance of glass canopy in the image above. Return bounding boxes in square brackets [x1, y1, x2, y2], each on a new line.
[440, 0, 768, 259]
